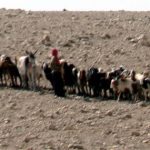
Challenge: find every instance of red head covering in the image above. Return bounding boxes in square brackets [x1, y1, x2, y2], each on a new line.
[51, 48, 58, 57]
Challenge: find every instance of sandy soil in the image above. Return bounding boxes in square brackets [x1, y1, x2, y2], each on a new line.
[0, 9, 150, 150]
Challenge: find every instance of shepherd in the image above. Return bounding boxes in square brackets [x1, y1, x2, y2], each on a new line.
[49, 48, 65, 97]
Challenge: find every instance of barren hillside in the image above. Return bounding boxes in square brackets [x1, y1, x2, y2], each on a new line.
[0, 9, 150, 150]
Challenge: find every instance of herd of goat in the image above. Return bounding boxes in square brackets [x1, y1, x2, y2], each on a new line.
[0, 50, 150, 102]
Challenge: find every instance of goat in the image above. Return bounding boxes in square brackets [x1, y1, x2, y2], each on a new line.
[35, 62, 45, 88]
[42, 62, 53, 88]
[110, 77, 133, 101]
[87, 67, 101, 97]
[0, 56, 22, 87]
[142, 78, 150, 101]
[130, 70, 150, 100]
[110, 71, 140, 102]
[17, 50, 38, 90]
[77, 69, 88, 95]
[134, 71, 150, 101]
[0, 54, 8, 85]
[61, 61, 77, 94]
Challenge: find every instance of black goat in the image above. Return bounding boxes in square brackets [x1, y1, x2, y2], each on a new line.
[62, 62, 77, 94]
[87, 67, 100, 97]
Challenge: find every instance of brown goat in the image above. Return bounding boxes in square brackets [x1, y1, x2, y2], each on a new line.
[0, 56, 22, 87]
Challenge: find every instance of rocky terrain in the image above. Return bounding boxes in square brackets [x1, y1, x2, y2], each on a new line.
[0, 9, 150, 150]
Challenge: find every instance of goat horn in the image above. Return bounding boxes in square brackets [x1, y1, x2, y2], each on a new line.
[34, 49, 39, 55]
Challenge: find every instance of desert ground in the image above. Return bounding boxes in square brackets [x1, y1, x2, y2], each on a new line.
[0, 9, 150, 150]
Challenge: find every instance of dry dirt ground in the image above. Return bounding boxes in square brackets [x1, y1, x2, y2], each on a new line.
[0, 9, 150, 150]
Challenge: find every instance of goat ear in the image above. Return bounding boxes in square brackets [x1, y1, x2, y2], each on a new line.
[34, 49, 38, 55]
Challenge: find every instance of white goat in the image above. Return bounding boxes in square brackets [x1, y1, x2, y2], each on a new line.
[17, 50, 39, 90]
[110, 77, 136, 101]
[135, 72, 150, 100]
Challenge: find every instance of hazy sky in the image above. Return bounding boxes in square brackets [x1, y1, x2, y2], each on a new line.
[0, 0, 150, 11]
